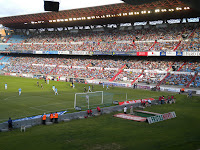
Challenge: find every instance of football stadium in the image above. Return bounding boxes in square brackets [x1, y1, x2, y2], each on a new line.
[0, 0, 200, 149]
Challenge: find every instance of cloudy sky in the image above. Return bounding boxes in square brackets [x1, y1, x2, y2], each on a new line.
[0, 0, 123, 18]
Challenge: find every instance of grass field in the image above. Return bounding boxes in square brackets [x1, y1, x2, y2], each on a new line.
[0, 75, 169, 122]
[0, 75, 200, 150]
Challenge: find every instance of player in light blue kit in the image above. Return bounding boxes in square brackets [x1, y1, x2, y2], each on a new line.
[106, 84, 109, 90]
[5, 83, 7, 90]
[88, 86, 92, 92]
[18, 88, 22, 96]
[55, 88, 58, 95]
[52, 85, 55, 91]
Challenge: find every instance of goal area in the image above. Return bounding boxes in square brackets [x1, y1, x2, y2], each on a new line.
[74, 91, 113, 110]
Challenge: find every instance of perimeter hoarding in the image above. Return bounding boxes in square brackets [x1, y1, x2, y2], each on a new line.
[147, 111, 176, 124]
[183, 52, 200, 56]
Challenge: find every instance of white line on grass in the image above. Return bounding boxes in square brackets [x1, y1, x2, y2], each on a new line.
[2, 96, 18, 101]
[30, 101, 72, 108]
[29, 107, 49, 112]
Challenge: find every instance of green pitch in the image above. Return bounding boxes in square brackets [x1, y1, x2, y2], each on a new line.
[0, 75, 168, 122]
[0, 76, 200, 150]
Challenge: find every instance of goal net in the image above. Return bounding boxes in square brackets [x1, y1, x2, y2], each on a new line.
[74, 91, 113, 110]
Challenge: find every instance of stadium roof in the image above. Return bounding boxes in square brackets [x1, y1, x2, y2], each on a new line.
[0, 0, 199, 29]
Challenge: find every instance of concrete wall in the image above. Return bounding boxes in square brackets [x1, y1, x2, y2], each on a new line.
[0, 100, 159, 132]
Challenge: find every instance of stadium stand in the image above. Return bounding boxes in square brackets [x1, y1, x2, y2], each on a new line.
[1, 55, 200, 88]
[2, 23, 200, 53]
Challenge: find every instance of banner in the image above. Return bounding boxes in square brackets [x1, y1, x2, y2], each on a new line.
[72, 51, 89, 55]
[58, 51, 70, 54]
[176, 52, 183, 56]
[148, 51, 160, 56]
[44, 51, 58, 54]
[92, 51, 112, 55]
[137, 52, 148, 56]
[147, 111, 176, 124]
[104, 68, 118, 71]
[118, 98, 155, 105]
[113, 51, 137, 56]
[34, 51, 43, 54]
[183, 52, 200, 56]
[166, 52, 176, 56]
[113, 113, 147, 122]
[12, 111, 67, 122]
[160, 52, 166, 56]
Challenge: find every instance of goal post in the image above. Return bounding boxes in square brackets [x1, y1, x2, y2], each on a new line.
[74, 91, 105, 110]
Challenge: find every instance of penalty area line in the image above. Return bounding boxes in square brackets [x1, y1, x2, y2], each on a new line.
[29, 107, 49, 112]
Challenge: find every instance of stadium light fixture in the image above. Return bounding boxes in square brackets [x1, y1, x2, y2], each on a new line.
[141, 11, 146, 14]
[123, 13, 128, 16]
[176, 7, 182, 10]
[168, 9, 174, 12]
[155, 9, 160, 13]
[73, 18, 77, 21]
[184, 7, 190, 10]
[49, 20, 52, 22]
[64, 19, 68, 21]
[129, 12, 133, 15]
[161, 9, 167, 12]
[69, 18, 72, 21]
[148, 11, 151, 13]
[53, 20, 56, 22]
[60, 19, 64, 22]
[24, 23, 28, 24]
[57, 19, 60, 22]
[87, 17, 91, 19]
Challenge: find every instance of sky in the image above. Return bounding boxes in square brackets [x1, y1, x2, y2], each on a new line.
[0, 0, 123, 18]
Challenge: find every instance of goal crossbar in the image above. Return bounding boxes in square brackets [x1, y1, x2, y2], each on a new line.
[74, 91, 103, 109]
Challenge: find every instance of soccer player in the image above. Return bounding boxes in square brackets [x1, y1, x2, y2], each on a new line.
[47, 79, 49, 84]
[88, 86, 92, 92]
[52, 85, 55, 91]
[55, 88, 58, 95]
[18, 88, 22, 96]
[41, 84, 43, 89]
[5, 83, 7, 90]
[106, 84, 109, 90]
[84, 86, 87, 92]
[103, 82, 104, 88]
[37, 81, 39, 87]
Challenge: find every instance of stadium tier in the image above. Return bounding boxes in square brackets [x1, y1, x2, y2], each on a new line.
[0, 55, 199, 88]
[0, 23, 199, 53]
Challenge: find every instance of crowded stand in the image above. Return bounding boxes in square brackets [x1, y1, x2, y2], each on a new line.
[161, 74, 194, 86]
[1, 56, 200, 87]
[3, 23, 200, 53]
